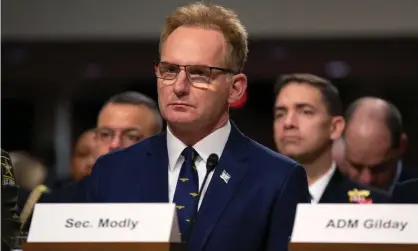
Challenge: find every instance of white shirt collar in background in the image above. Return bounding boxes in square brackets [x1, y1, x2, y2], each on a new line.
[309, 162, 336, 204]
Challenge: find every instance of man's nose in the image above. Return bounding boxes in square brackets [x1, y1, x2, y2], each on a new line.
[108, 135, 123, 152]
[359, 168, 373, 185]
[283, 112, 298, 129]
[173, 70, 190, 96]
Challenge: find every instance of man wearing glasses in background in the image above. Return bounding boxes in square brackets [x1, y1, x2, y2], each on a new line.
[95, 91, 163, 157]
[58, 91, 163, 185]
[65, 91, 163, 183]
[19, 91, 163, 230]
[74, 2, 310, 251]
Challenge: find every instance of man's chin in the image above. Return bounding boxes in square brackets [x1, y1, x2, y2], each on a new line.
[279, 147, 302, 158]
[279, 149, 309, 163]
[166, 117, 199, 129]
[285, 153, 302, 161]
[165, 111, 198, 124]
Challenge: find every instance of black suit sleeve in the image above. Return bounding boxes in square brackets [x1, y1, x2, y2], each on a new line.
[265, 164, 311, 251]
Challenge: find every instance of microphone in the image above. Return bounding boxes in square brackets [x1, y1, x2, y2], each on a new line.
[203, 153, 219, 180]
[186, 153, 219, 241]
[197, 153, 219, 207]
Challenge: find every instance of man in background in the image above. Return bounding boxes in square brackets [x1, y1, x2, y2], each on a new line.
[95, 91, 163, 156]
[336, 97, 418, 193]
[55, 91, 163, 186]
[273, 74, 389, 203]
[20, 91, 163, 229]
[54, 129, 97, 188]
[70, 129, 97, 181]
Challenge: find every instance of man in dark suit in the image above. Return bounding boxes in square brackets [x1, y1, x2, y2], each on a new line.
[336, 97, 418, 194]
[391, 179, 418, 203]
[73, 3, 310, 251]
[273, 74, 389, 204]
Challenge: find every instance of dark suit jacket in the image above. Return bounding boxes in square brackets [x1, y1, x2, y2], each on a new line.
[72, 123, 311, 251]
[391, 178, 418, 203]
[398, 166, 418, 183]
[319, 168, 390, 203]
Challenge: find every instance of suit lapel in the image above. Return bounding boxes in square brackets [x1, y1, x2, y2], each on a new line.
[138, 133, 169, 202]
[189, 122, 250, 250]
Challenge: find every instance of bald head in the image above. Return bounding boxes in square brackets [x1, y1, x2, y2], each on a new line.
[353, 98, 388, 118]
[345, 119, 392, 165]
[345, 97, 403, 149]
[340, 97, 406, 190]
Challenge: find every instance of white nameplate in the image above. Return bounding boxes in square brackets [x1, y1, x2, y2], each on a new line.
[27, 203, 180, 243]
[291, 204, 418, 244]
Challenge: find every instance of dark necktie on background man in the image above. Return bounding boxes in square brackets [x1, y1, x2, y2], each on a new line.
[173, 147, 199, 242]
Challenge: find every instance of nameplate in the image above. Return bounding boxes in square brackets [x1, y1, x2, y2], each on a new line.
[291, 204, 418, 244]
[27, 203, 180, 243]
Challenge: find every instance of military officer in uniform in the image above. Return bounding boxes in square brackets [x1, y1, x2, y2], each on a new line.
[273, 74, 390, 203]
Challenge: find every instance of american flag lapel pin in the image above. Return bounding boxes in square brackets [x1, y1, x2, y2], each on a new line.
[220, 170, 231, 184]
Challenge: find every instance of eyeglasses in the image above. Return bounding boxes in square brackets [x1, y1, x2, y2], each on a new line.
[154, 61, 235, 86]
[95, 128, 143, 147]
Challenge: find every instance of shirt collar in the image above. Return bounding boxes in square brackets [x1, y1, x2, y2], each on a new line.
[309, 162, 336, 204]
[166, 120, 231, 171]
[388, 160, 403, 193]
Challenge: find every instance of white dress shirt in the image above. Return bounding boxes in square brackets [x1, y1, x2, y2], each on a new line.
[309, 162, 336, 204]
[167, 121, 231, 209]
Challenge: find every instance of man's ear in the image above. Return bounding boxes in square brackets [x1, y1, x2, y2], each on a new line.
[228, 73, 247, 104]
[330, 116, 345, 141]
[332, 137, 347, 169]
[399, 133, 408, 155]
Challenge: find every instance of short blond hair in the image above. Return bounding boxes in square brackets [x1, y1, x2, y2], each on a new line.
[159, 2, 248, 73]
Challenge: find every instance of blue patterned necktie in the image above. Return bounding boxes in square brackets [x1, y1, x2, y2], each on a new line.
[173, 147, 199, 242]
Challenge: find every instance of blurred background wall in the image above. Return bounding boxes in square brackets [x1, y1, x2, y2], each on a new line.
[2, 0, 418, 179]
